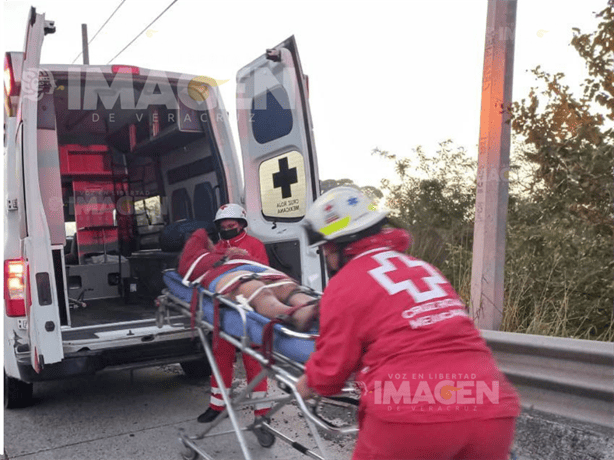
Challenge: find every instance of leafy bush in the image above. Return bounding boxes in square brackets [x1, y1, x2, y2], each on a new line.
[507, 4, 613, 340]
[369, 135, 612, 340]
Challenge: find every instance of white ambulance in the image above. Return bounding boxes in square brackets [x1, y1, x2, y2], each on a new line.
[4, 7, 325, 408]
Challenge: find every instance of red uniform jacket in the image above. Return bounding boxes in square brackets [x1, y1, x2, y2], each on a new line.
[215, 231, 269, 266]
[305, 228, 520, 423]
[177, 229, 260, 287]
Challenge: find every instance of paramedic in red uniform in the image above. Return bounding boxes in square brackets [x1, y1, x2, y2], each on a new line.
[197, 203, 271, 423]
[297, 187, 520, 460]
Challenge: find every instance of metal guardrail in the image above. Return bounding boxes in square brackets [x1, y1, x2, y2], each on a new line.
[481, 330, 614, 428]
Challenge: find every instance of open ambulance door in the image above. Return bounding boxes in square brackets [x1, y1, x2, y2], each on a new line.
[236, 36, 326, 291]
[17, 8, 63, 370]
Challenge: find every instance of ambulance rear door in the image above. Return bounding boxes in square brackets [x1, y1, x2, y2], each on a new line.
[17, 8, 63, 369]
[236, 36, 325, 290]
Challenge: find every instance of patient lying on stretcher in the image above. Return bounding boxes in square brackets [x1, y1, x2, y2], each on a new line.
[178, 229, 318, 332]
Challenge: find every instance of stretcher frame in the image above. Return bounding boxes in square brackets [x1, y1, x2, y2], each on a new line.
[156, 275, 359, 460]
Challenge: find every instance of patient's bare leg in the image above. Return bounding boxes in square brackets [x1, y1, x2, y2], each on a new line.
[265, 282, 318, 331]
[269, 283, 316, 307]
[234, 280, 317, 331]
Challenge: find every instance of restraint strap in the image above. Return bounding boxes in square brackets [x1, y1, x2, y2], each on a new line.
[215, 272, 288, 295]
[260, 299, 320, 365]
[210, 272, 289, 351]
[244, 280, 296, 304]
[281, 286, 320, 305]
[182, 252, 211, 285]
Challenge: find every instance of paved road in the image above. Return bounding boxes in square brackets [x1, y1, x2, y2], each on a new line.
[6, 364, 611, 460]
[4, 364, 355, 460]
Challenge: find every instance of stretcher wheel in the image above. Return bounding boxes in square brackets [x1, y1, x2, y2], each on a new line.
[155, 308, 165, 328]
[254, 426, 276, 448]
[178, 441, 198, 460]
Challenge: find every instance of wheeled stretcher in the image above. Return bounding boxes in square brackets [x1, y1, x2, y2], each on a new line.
[156, 269, 358, 460]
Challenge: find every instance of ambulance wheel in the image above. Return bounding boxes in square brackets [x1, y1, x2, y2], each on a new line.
[180, 359, 211, 379]
[4, 371, 33, 409]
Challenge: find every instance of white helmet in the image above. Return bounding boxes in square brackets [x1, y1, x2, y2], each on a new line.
[214, 203, 248, 228]
[303, 186, 387, 246]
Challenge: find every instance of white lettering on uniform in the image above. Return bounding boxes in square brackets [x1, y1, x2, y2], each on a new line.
[408, 309, 468, 329]
[402, 298, 465, 319]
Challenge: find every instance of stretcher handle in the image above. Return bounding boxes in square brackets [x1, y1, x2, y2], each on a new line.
[321, 395, 360, 407]
[277, 326, 319, 340]
[281, 381, 358, 407]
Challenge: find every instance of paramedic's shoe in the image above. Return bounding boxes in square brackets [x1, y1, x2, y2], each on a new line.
[197, 407, 221, 423]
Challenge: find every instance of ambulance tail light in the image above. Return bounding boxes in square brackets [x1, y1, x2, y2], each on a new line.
[4, 259, 29, 317]
[4, 53, 19, 116]
[112, 65, 140, 75]
[4, 53, 19, 97]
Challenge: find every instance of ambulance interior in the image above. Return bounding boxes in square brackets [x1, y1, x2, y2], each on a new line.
[40, 72, 227, 329]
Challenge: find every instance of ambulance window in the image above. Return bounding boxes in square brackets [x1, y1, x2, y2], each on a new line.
[258, 151, 307, 221]
[134, 196, 164, 226]
[65, 221, 77, 236]
[134, 200, 147, 226]
[251, 86, 292, 144]
[145, 196, 164, 224]
[171, 188, 193, 221]
[194, 183, 217, 223]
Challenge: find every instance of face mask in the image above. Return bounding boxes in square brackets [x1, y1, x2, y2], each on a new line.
[219, 227, 242, 240]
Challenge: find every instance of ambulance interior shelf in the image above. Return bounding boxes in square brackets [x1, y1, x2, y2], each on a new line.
[59, 144, 128, 266]
[105, 103, 204, 157]
[77, 224, 118, 264]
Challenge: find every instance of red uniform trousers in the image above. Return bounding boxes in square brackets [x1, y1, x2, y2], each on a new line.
[209, 338, 270, 417]
[352, 415, 516, 460]
[208, 231, 271, 416]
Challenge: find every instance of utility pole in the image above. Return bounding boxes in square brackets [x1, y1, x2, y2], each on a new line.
[470, 0, 517, 330]
[81, 24, 90, 64]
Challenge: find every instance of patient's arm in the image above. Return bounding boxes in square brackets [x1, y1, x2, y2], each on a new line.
[225, 247, 249, 258]
[177, 229, 221, 280]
